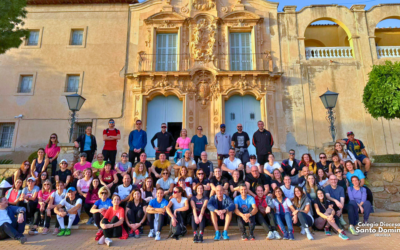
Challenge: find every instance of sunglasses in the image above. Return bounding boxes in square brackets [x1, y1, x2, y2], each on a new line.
[50, 137, 56, 139]
[80, 156, 86, 158]
[24, 163, 30, 166]
[100, 192, 107, 195]
[136, 123, 142, 125]
[122, 155, 128, 158]
[320, 156, 326, 159]
[173, 191, 179, 194]
[161, 126, 167, 128]
[335, 171, 342, 174]
[62, 162, 68, 165]
[237, 126, 242, 128]
[109, 121, 115, 124]
[162, 172, 168, 175]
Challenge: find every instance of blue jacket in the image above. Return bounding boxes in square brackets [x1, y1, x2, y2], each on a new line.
[207, 194, 235, 212]
[128, 129, 147, 151]
[4, 205, 26, 228]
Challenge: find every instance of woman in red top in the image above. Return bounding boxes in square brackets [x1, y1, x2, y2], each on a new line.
[5, 178, 23, 205]
[45, 133, 61, 180]
[99, 161, 118, 194]
[254, 185, 280, 240]
[98, 194, 127, 246]
[84, 178, 101, 225]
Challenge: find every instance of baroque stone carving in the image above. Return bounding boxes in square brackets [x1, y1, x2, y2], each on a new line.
[155, 76, 170, 88]
[145, 29, 151, 47]
[236, 76, 250, 89]
[181, 3, 189, 14]
[221, 6, 229, 13]
[191, 18, 216, 62]
[159, 20, 175, 28]
[232, 19, 249, 27]
[193, 0, 215, 11]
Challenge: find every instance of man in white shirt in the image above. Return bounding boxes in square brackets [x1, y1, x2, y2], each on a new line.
[0, 197, 27, 244]
[280, 176, 295, 200]
[54, 187, 82, 237]
[221, 148, 244, 180]
[114, 174, 134, 208]
[173, 150, 196, 177]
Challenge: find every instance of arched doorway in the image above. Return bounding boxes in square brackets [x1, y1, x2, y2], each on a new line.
[145, 95, 183, 157]
[225, 95, 261, 155]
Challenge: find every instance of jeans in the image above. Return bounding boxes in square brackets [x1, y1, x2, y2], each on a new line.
[0, 222, 25, 240]
[102, 216, 122, 238]
[275, 212, 293, 234]
[102, 150, 117, 167]
[237, 215, 256, 235]
[129, 149, 144, 165]
[294, 212, 313, 228]
[255, 211, 277, 232]
[147, 214, 165, 232]
[346, 200, 372, 225]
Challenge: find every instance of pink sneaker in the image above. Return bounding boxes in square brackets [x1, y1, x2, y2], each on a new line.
[42, 228, 49, 235]
[53, 228, 60, 235]
[134, 229, 140, 238]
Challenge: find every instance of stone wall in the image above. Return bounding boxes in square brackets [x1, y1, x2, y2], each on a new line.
[369, 164, 400, 211]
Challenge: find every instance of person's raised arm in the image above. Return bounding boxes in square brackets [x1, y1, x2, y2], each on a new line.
[245, 182, 256, 197]
[336, 139, 346, 144]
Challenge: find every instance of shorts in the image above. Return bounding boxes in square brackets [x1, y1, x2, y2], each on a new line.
[356, 154, 367, 162]
[217, 154, 229, 161]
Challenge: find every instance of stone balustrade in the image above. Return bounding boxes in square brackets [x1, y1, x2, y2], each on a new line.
[305, 47, 353, 59]
[376, 46, 400, 58]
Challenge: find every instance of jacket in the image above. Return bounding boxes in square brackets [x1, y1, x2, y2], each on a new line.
[150, 132, 175, 152]
[252, 129, 274, 155]
[75, 134, 97, 153]
[214, 132, 231, 155]
[281, 158, 301, 176]
[4, 205, 26, 228]
[207, 194, 235, 212]
[128, 129, 147, 151]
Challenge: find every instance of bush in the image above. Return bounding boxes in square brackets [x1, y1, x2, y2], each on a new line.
[0, 159, 13, 164]
[372, 154, 400, 163]
[28, 151, 38, 163]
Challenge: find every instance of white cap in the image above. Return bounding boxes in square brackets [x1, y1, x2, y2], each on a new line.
[60, 159, 68, 163]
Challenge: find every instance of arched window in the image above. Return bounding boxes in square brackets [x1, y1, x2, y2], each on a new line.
[375, 18, 400, 58]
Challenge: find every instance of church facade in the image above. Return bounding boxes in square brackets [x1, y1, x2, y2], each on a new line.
[1, 0, 400, 161]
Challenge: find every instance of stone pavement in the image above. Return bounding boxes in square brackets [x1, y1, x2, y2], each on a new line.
[0, 229, 399, 250]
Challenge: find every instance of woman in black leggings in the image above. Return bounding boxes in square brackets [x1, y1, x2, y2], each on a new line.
[190, 183, 208, 243]
[98, 195, 126, 246]
[125, 189, 147, 238]
[254, 185, 280, 240]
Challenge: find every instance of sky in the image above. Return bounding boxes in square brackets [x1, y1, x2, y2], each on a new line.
[137, 0, 400, 27]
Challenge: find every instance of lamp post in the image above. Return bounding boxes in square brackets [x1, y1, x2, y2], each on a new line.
[66, 93, 86, 143]
[319, 89, 339, 142]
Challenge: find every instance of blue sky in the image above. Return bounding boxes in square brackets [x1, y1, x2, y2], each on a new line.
[137, 0, 400, 27]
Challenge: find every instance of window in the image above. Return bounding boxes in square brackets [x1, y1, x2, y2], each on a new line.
[230, 33, 252, 71]
[156, 34, 177, 71]
[18, 75, 33, 93]
[0, 123, 15, 148]
[27, 30, 40, 46]
[70, 29, 84, 45]
[77, 123, 92, 136]
[66, 75, 80, 92]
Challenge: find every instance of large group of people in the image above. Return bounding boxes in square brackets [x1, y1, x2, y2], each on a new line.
[0, 119, 374, 246]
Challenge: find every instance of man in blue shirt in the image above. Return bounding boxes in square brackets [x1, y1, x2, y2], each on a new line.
[337, 131, 371, 177]
[191, 126, 208, 164]
[0, 196, 27, 244]
[128, 120, 147, 165]
[234, 184, 258, 241]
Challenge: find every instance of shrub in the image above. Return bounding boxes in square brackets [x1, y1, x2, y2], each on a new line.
[28, 151, 38, 163]
[372, 154, 400, 163]
[0, 159, 13, 164]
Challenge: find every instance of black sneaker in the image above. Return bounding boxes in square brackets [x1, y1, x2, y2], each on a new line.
[241, 233, 248, 241]
[18, 237, 27, 244]
[198, 234, 203, 243]
[193, 234, 199, 243]
[139, 226, 144, 235]
[249, 235, 255, 241]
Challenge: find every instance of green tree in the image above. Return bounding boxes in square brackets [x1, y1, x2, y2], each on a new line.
[363, 61, 400, 119]
[0, 0, 29, 54]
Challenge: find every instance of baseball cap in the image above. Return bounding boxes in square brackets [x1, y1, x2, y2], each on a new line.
[60, 159, 68, 164]
[80, 152, 87, 158]
[220, 124, 226, 128]
[105, 161, 112, 166]
[27, 177, 36, 182]
[67, 187, 76, 192]
[347, 131, 354, 136]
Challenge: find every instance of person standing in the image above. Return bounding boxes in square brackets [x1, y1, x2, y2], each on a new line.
[74, 126, 97, 163]
[174, 129, 191, 163]
[252, 121, 274, 166]
[128, 120, 147, 165]
[151, 123, 175, 160]
[231, 124, 250, 165]
[0, 196, 28, 244]
[45, 133, 61, 181]
[214, 124, 231, 168]
[191, 126, 208, 164]
[102, 119, 121, 167]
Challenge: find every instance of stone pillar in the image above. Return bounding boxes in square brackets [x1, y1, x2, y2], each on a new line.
[323, 142, 335, 161]
[58, 143, 79, 169]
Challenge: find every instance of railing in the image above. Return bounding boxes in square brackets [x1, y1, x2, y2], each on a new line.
[376, 46, 400, 58]
[217, 53, 269, 71]
[138, 54, 190, 72]
[305, 47, 353, 59]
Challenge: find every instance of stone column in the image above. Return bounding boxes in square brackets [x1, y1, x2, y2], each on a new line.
[58, 143, 79, 169]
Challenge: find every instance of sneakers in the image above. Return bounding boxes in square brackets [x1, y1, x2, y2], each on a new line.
[241, 233, 248, 241]
[148, 229, 155, 238]
[53, 228, 60, 235]
[105, 237, 112, 247]
[214, 231, 221, 241]
[339, 216, 347, 226]
[134, 229, 140, 238]
[95, 230, 104, 241]
[64, 228, 71, 236]
[339, 232, 350, 240]
[198, 234, 203, 243]
[193, 234, 199, 243]
[28, 228, 38, 235]
[288, 232, 295, 240]
[249, 235, 255, 241]
[129, 229, 135, 238]
[300, 226, 305, 235]
[306, 232, 314, 240]
[325, 228, 332, 236]
[222, 230, 230, 240]
[18, 237, 27, 244]
[98, 236, 105, 245]
[155, 231, 161, 241]
[57, 229, 65, 237]
[139, 226, 144, 235]
[283, 232, 289, 240]
[349, 225, 359, 236]
[267, 231, 275, 240]
[42, 228, 49, 235]
[273, 231, 281, 240]
[86, 217, 94, 225]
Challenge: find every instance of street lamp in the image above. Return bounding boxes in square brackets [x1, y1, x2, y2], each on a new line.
[66, 93, 86, 143]
[319, 89, 339, 142]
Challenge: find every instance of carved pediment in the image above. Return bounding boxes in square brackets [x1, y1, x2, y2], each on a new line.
[144, 11, 187, 26]
[222, 10, 262, 24]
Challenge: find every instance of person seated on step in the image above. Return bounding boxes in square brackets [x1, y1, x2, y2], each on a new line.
[150, 153, 171, 183]
[234, 183, 258, 241]
[221, 148, 245, 181]
[146, 188, 169, 241]
[125, 189, 147, 238]
[114, 174, 135, 208]
[47, 181, 67, 235]
[166, 186, 190, 240]
[271, 187, 296, 240]
[191, 183, 209, 243]
[0, 196, 28, 244]
[209, 168, 229, 197]
[292, 186, 314, 240]
[54, 187, 82, 236]
[173, 150, 196, 178]
[254, 185, 280, 240]
[207, 185, 235, 241]
[91, 186, 112, 241]
[324, 174, 346, 229]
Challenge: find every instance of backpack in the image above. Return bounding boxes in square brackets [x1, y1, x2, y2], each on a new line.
[345, 139, 361, 147]
[169, 220, 187, 239]
[106, 128, 119, 134]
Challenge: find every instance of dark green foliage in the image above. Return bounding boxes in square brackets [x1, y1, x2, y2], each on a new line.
[372, 154, 400, 163]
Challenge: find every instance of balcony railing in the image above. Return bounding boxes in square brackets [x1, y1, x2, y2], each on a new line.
[376, 46, 400, 59]
[217, 53, 269, 71]
[305, 47, 353, 59]
[138, 54, 190, 72]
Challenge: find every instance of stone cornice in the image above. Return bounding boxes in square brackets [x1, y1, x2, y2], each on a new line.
[27, 0, 136, 4]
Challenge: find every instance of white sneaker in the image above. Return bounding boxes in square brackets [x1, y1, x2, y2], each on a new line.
[155, 231, 161, 241]
[300, 227, 306, 235]
[98, 236, 105, 245]
[148, 229, 155, 238]
[273, 231, 281, 240]
[267, 231, 275, 240]
[305, 228, 314, 240]
[105, 238, 112, 247]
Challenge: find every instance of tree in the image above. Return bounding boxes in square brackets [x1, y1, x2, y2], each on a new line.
[0, 0, 29, 54]
[363, 61, 400, 120]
